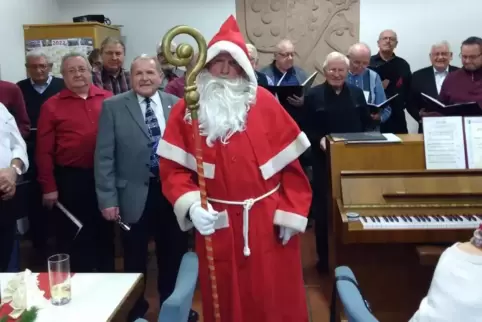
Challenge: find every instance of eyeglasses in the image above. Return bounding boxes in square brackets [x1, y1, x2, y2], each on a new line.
[460, 53, 482, 61]
[379, 37, 397, 42]
[26, 64, 51, 70]
[430, 52, 451, 58]
[277, 52, 295, 58]
[66, 68, 88, 75]
[326, 68, 347, 75]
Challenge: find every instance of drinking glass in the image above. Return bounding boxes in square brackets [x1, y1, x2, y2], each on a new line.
[47, 254, 71, 305]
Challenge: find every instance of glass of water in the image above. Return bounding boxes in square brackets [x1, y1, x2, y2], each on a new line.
[48, 254, 71, 305]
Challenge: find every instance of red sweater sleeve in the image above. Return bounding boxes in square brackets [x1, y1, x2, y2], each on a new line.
[10, 84, 30, 138]
[36, 100, 57, 194]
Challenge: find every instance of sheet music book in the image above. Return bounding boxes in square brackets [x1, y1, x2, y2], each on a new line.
[367, 94, 399, 114]
[56, 202, 83, 237]
[330, 131, 387, 142]
[422, 116, 467, 169]
[464, 117, 482, 169]
[342, 133, 402, 144]
[267, 71, 318, 102]
[420, 93, 482, 116]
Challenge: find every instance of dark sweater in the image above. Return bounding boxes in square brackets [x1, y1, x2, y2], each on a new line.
[17, 77, 65, 129]
[17, 77, 64, 180]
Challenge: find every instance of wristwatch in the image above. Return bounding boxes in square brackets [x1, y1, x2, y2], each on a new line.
[11, 164, 22, 176]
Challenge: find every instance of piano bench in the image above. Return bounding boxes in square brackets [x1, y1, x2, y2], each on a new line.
[416, 245, 446, 266]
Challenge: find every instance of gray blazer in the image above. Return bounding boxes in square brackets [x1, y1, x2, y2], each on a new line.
[94, 89, 179, 223]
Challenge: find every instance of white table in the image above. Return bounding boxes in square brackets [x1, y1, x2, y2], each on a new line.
[1, 273, 143, 322]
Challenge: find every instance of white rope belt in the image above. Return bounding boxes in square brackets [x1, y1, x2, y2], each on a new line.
[207, 184, 280, 257]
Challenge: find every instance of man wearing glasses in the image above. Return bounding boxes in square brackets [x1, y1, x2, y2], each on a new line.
[439, 37, 482, 108]
[260, 39, 308, 127]
[409, 41, 459, 133]
[17, 52, 64, 264]
[37, 52, 114, 273]
[369, 29, 412, 134]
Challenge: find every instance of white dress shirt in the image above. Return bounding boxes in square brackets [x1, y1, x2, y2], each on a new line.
[0, 102, 29, 172]
[434, 67, 449, 94]
[136, 92, 166, 136]
[410, 243, 482, 322]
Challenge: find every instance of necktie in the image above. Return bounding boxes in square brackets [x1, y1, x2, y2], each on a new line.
[144, 97, 161, 176]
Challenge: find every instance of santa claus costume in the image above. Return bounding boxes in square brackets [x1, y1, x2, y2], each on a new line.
[157, 15, 312, 322]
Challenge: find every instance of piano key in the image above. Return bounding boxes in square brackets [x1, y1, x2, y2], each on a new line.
[360, 214, 482, 230]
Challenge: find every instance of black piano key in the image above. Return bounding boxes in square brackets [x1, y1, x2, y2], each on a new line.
[401, 216, 407, 222]
[361, 216, 367, 222]
[383, 217, 389, 222]
[407, 216, 413, 222]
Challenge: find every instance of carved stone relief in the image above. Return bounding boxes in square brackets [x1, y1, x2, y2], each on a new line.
[236, 0, 360, 83]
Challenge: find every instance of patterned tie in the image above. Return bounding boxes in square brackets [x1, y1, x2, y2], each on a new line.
[144, 97, 161, 176]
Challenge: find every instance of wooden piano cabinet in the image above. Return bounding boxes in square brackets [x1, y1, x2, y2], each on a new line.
[325, 134, 477, 322]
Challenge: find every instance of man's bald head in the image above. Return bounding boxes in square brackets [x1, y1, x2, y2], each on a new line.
[347, 43, 371, 75]
[377, 29, 398, 54]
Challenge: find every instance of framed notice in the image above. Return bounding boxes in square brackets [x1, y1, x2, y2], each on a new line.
[25, 38, 94, 77]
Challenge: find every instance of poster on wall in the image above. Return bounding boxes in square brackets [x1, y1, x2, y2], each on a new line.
[25, 38, 94, 77]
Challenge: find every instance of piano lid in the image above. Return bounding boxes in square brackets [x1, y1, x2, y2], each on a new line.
[340, 169, 482, 208]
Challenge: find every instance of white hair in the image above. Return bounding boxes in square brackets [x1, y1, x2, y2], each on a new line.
[322, 52, 349, 70]
[185, 70, 256, 147]
[276, 39, 294, 52]
[26, 51, 51, 64]
[157, 40, 177, 54]
[131, 54, 161, 71]
[347, 43, 371, 56]
[431, 41, 451, 53]
[60, 52, 91, 73]
[246, 43, 258, 61]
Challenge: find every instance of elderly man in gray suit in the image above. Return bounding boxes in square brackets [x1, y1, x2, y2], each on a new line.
[94, 55, 190, 321]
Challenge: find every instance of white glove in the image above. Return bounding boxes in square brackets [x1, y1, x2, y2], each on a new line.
[279, 226, 297, 245]
[189, 201, 218, 236]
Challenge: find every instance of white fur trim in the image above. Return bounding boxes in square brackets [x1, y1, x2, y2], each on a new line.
[274, 210, 308, 233]
[157, 139, 215, 179]
[173, 191, 199, 231]
[207, 40, 258, 87]
[259, 132, 311, 180]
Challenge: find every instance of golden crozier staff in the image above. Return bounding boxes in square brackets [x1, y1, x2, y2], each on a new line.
[161, 26, 221, 322]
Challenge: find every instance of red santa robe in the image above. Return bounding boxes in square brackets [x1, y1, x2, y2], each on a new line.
[157, 15, 312, 322]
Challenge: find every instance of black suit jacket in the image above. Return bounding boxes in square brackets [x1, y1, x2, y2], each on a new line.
[409, 65, 459, 131]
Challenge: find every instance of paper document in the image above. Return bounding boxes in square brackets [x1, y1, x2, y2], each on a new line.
[56, 202, 83, 236]
[423, 116, 466, 169]
[464, 117, 482, 169]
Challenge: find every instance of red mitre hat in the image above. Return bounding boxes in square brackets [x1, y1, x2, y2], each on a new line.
[206, 15, 257, 86]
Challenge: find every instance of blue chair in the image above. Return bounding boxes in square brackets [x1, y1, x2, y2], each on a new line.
[330, 266, 378, 322]
[135, 251, 199, 322]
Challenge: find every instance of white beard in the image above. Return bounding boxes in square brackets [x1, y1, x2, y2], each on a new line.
[184, 70, 257, 147]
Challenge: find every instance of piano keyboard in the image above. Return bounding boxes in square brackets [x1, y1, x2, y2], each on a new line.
[360, 214, 482, 230]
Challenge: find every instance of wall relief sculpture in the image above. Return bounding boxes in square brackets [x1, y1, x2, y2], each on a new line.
[236, 0, 360, 82]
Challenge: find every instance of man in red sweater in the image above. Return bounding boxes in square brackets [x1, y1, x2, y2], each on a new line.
[36, 52, 114, 272]
[0, 80, 30, 138]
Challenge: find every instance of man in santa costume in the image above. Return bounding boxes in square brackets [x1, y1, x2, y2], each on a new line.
[157, 15, 311, 322]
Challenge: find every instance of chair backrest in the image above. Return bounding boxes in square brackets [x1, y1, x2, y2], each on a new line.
[332, 266, 379, 322]
[158, 251, 199, 322]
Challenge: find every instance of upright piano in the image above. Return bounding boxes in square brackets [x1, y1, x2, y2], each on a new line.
[326, 134, 482, 322]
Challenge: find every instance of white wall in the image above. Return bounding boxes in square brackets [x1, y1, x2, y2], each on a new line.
[360, 0, 482, 72]
[57, 0, 236, 69]
[55, 0, 482, 73]
[0, 0, 60, 82]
